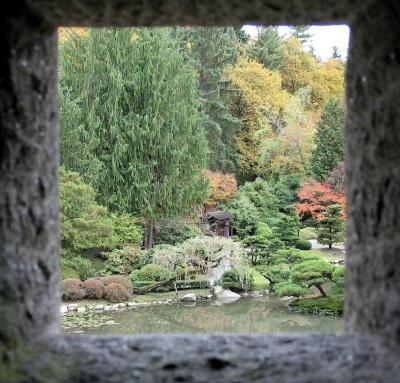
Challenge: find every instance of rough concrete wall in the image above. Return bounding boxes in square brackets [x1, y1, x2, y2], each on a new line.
[29, 0, 370, 26]
[0, 6, 60, 346]
[9, 334, 400, 382]
[345, 0, 400, 350]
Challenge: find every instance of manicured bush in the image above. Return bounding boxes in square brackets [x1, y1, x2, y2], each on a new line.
[331, 265, 345, 295]
[104, 283, 132, 303]
[130, 263, 171, 282]
[102, 275, 132, 290]
[295, 239, 312, 250]
[219, 269, 254, 292]
[61, 279, 85, 301]
[102, 245, 142, 275]
[82, 279, 105, 299]
[288, 295, 344, 316]
[64, 256, 96, 281]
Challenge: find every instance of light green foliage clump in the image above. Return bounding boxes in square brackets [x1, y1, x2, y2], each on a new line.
[131, 263, 171, 282]
[60, 167, 116, 252]
[331, 265, 345, 295]
[111, 214, 143, 247]
[102, 245, 142, 276]
[149, 236, 248, 277]
[299, 227, 318, 240]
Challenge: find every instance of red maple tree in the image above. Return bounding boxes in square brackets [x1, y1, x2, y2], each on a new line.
[295, 179, 345, 221]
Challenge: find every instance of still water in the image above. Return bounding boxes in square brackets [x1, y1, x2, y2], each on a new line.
[66, 296, 343, 335]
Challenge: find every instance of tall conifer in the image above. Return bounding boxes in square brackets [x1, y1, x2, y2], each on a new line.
[59, 28, 209, 247]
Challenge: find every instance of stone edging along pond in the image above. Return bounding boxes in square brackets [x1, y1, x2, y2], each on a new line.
[60, 290, 269, 316]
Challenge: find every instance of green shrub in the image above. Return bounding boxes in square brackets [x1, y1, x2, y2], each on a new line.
[82, 279, 105, 299]
[104, 283, 132, 303]
[102, 245, 142, 275]
[130, 263, 171, 282]
[295, 239, 312, 250]
[61, 265, 79, 280]
[61, 279, 85, 301]
[274, 281, 307, 297]
[64, 256, 96, 281]
[154, 223, 202, 246]
[219, 269, 254, 292]
[331, 265, 345, 295]
[111, 213, 143, 246]
[102, 275, 132, 290]
[299, 227, 317, 240]
[289, 296, 344, 316]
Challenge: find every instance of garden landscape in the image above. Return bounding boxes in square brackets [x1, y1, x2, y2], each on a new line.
[58, 26, 347, 334]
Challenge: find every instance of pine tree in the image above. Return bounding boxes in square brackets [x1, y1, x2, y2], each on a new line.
[332, 46, 341, 60]
[290, 26, 312, 45]
[59, 28, 209, 248]
[310, 98, 345, 181]
[248, 27, 284, 70]
[176, 27, 242, 173]
[317, 204, 344, 249]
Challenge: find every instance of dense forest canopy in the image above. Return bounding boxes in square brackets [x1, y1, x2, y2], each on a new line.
[59, 26, 346, 248]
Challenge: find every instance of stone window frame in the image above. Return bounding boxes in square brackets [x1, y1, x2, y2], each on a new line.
[1, 1, 399, 381]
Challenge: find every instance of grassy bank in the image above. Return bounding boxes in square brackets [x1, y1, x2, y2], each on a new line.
[288, 295, 344, 316]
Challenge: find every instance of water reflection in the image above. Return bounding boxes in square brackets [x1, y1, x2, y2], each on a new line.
[67, 296, 343, 335]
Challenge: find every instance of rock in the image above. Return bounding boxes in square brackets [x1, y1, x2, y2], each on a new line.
[111, 304, 120, 310]
[180, 293, 197, 302]
[67, 304, 78, 311]
[104, 305, 112, 311]
[60, 305, 68, 315]
[206, 294, 213, 299]
[280, 296, 294, 301]
[119, 303, 126, 308]
[94, 305, 104, 311]
[253, 291, 263, 297]
[77, 307, 86, 314]
[214, 287, 240, 299]
[127, 302, 136, 307]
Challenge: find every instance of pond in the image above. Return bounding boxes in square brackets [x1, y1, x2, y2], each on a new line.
[65, 296, 343, 335]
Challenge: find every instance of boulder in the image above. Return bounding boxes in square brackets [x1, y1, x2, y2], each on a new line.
[60, 305, 68, 315]
[94, 305, 104, 311]
[180, 293, 197, 302]
[77, 307, 86, 314]
[67, 304, 78, 311]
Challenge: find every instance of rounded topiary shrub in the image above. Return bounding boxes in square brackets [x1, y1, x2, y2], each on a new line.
[61, 279, 85, 301]
[130, 263, 170, 282]
[102, 275, 132, 290]
[82, 279, 105, 299]
[104, 283, 132, 303]
[295, 239, 312, 250]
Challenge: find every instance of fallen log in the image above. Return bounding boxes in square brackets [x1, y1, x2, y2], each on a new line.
[132, 273, 184, 295]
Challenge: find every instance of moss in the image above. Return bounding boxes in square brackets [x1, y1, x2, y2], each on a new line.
[288, 295, 344, 316]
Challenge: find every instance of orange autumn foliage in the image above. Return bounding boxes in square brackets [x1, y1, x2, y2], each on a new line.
[204, 170, 237, 209]
[295, 179, 345, 221]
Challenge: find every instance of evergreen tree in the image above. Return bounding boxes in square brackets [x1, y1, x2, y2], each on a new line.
[248, 27, 284, 70]
[177, 27, 241, 173]
[317, 204, 344, 249]
[290, 25, 313, 45]
[332, 46, 341, 60]
[310, 98, 345, 181]
[234, 27, 250, 44]
[59, 28, 209, 248]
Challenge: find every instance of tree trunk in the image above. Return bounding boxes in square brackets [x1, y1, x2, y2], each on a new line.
[133, 272, 185, 294]
[144, 219, 156, 249]
[314, 284, 326, 297]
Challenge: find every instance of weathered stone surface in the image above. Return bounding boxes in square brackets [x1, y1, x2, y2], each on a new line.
[3, 334, 397, 382]
[0, 9, 59, 346]
[1, 0, 400, 381]
[27, 0, 371, 27]
[345, 0, 400, 350]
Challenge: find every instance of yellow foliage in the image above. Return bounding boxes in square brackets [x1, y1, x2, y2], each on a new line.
[312, 59, 345, 105]
[225, 58, 290, 176]
[58, 27, 87, 43]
